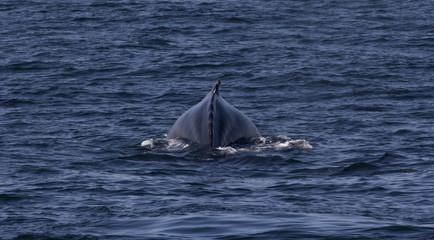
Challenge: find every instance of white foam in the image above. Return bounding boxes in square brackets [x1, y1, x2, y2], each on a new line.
[140, 135, 312, 154]
[140, 139, 154, 148]
[253, 135, 313, 151]
[140, 137, 190, 151]
[216, 146, 238, 155]
[167, 138, 190, 150]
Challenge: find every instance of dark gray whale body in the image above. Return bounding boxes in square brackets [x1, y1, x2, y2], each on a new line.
[168, 81, 260, 148]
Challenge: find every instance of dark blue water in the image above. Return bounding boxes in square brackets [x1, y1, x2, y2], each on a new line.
[1, 0, 433, 239]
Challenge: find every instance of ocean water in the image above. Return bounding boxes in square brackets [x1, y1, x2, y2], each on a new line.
[1, 0, 433, 239]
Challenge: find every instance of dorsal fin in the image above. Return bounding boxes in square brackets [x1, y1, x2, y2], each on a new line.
[212, 80, 221, 94]
[209, 80, 220, 147]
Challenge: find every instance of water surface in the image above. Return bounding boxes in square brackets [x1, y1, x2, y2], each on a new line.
[1, 0, 433, 239]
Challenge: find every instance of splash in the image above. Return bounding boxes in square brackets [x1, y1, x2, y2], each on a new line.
[141, 135, 191, 152]
[255, 135, 313, 151]
[218, 135, 312, 155]
[141, 135, 312, 155]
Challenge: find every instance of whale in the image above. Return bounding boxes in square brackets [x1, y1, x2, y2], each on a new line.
[167, 80, 260, 148]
